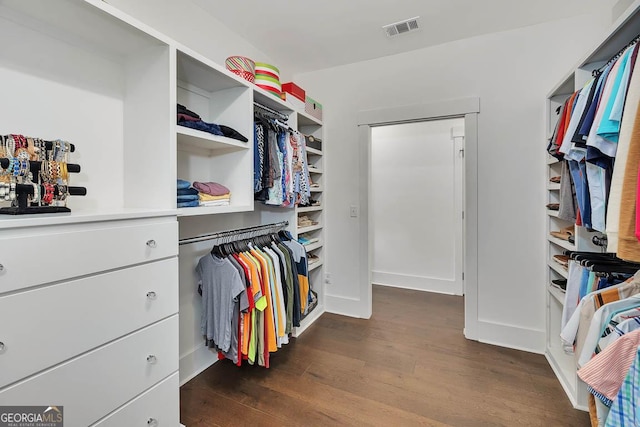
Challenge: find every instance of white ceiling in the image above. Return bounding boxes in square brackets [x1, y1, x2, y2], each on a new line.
[193, 0, 604, 75]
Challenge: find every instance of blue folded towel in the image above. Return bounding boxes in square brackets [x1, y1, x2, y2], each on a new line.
[177, 200, 200, 208]
[177, 187, 199, 196]
[177, 194, 199, 202]
[177, 179, 191, 190]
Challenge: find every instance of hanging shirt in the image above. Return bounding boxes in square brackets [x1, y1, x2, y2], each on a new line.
[196, 254, 245, 353]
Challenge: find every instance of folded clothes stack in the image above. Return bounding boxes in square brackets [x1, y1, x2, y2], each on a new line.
[193, 181, 231, 207]
[298, 235, 319, 245]
[177, 179, 199, 208]
[177, 104, 248, 142]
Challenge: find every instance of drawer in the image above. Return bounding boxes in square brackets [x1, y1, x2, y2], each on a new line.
[91, 373, 179, 427]
[0, 217, 178, 294]
[0, 315, 178, 427]
[0, 258, 178, 388]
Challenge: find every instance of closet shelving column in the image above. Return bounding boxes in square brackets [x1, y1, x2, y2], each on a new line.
[175, 47, 254, 216]
[296, 111, 325, 335]
[545, 73, 589, 411]
[0, 0, 179, 425]
[253, 85, 326, 335]
[544, 0, 640, 411]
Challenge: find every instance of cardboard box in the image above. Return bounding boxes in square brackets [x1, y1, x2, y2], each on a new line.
[305, 95, 323, 121]
[282, 82, 306, 103]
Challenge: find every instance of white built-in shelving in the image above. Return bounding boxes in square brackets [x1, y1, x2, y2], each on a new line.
[544, 0, 640, 411]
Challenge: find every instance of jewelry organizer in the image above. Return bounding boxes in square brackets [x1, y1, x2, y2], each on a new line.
[0, 134, 86, 215]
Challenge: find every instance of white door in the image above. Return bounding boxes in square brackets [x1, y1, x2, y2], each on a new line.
[371, 118, 464, 295]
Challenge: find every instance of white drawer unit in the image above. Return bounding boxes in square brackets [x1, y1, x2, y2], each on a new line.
[91, 373, 179, 427]
[0, 258, 179, 388]
[0, 315, 179, 427]
[0, 218, 178, 294]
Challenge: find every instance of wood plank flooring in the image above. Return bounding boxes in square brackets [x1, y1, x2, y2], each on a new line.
[180, 285, 590, 426]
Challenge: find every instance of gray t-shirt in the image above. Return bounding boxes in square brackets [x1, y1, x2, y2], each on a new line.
[196, 254, 245, 353]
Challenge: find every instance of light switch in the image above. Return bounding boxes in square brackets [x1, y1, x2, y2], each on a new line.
[350, 205, 358, 217]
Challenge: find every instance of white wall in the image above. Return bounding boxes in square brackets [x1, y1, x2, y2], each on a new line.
[371, 119, 463, 295]
[104, 0, 275, 69]
[294, 14, 607, 352]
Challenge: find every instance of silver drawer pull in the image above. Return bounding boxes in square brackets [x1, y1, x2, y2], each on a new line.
[147, 418, 158, 427]
[146, 355, 157, 364]
[146, 291, 157, 300]
[146, 239, 157, 248]
[0, 342, 4, 352]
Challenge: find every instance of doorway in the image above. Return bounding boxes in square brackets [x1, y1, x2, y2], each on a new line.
[356, 97, 479, 339]
[370, 118, 465, 295]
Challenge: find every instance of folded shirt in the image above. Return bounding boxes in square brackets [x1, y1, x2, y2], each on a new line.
[177, 179, 191, 190]
[219, 125, 248, 142]
[177, 194, 199, 202]
[193, 181, 230, 196]
[200, 200, 230, 207]
[177, 104, 200, 120]
[199, 192, 231, 202]
[178, 113, 199, 122]
[178, 200, 199, 208]
[178, 187, 199, 196]
[178, 119, 224, 137]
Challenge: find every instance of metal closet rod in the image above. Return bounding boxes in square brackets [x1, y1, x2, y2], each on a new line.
[178, 221, 289, 245]
[253, 102, 289, 121]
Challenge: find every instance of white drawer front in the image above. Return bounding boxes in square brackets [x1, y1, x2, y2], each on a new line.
[91, 373, 179, 427]
[0, 316, 179, 427]
[0, 258, 178, 388]
[0, 218, 178, 294]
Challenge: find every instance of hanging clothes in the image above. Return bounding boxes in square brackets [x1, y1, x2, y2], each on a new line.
[196, 230, 312, 368]
[254, 115, 312, 208]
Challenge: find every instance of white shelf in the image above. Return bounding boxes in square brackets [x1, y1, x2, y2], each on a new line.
[547, 156, 560, 165]
[297, 206, 322, 213]
[298, 111, 323, 126]
[306, 147, 323, 156]
[548, 261, 569, 279]
[308, 259, 324, 271]
[308, 166, 323, 174]
[298, 223, 323, 234]
[548, 285, 566, 306]
[177, 127, 249, 153]
[547, 210, 560, 217]
[547, 183, 561, 190]
[303, 241, 323, 252]
[176, 48, 248, 93]
[310, 187, 324, 193]
[253, 85, 293, 113]
[177, 204, 253, 217]
[0, 209, 177, 230]
[293, 304, 325, 337]
[548, 236, 575, 251]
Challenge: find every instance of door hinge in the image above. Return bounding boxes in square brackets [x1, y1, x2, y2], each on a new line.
[462, 272, 465, 280]
[462, 211, 464, 219]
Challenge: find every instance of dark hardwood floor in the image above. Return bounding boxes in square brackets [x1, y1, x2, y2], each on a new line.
[180, 285, 590, 426]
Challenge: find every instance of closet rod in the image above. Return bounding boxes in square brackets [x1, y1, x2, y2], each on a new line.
[594, 33, 640, 75]
[253, 102, 289, 121]
[178, 221, 289, 246]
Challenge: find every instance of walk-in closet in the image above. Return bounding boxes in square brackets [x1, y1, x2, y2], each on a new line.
[1, 0, 640, 425]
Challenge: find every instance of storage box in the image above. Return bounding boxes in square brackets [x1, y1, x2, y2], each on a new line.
[283, 92, 306, 111]
[305, 95, 323, 121]
[282, 82, 306, 103]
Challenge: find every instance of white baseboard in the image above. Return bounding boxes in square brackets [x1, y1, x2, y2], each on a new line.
[179, 344, 218, 386]
[477, 320, 545, 354]
[325, 293, 368, 318]
[372, 271, 460, 295]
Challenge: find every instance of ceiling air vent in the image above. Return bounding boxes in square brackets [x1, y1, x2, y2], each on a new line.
[383, 16, 420, 37]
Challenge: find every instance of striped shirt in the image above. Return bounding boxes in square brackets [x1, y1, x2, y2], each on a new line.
[578, 329, 640, 403]
[604, 347, 640, 427]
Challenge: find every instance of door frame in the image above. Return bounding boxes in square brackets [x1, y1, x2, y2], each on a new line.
[357, 97, 480, 340]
